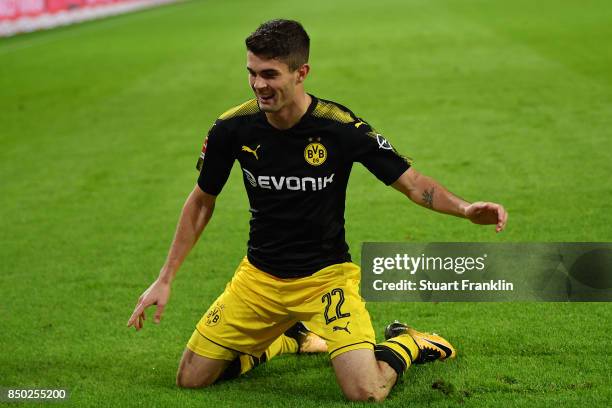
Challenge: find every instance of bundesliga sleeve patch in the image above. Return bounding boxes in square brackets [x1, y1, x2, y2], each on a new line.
[366, 130, 394, 151]
[196, 135, 208, 171]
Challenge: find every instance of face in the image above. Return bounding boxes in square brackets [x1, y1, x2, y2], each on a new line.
[247, 51, 308, 113]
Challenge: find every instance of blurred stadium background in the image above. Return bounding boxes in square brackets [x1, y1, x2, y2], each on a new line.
[1, 0, 611, 406]
[1, 0, 179, 37]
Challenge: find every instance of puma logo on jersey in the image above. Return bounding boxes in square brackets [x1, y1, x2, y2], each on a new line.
[333, 321, 351, 334]
[242, 145, 261, 160]
[354, 121, 366, 128]
[242, 169, 334, 191]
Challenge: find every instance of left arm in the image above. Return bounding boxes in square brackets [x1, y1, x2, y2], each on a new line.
[391, 167, 508, 233]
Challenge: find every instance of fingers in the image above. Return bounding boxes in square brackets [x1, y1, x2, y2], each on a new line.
[154, 303, 165, 324]
[127, 296, 149, 331]
[468, 201, 508, 232]
[127, 281, 171, 331]
[481, 202, 505, 232]
[127, 302, 166, 329]
[127, 302, 147, 330]
[482, 202, 508, 233]
[496, 205, 509, 233]
[127, 296, 143, 328]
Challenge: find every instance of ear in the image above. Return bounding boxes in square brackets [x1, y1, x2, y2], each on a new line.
[296, 64, 310, 84]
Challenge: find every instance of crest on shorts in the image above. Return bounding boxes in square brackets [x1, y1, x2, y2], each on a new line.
[205, 303, 224, 326]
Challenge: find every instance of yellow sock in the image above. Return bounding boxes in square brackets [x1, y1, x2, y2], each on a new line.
[374, 335, 419, 378]
[238, 335, 298, 375]
[267, 334, 299, 357]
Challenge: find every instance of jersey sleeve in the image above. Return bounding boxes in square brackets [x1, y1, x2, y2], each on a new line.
[195, 119, 235, 196]
[349, 120, 411, 185]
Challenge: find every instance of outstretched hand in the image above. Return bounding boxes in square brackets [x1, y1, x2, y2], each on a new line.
[127, 279, 171, 331]
[464, 201, 508, 233]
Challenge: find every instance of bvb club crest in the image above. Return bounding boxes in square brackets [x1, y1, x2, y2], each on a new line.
[304, 142, 327, 166]
[205, 303, 224, 326]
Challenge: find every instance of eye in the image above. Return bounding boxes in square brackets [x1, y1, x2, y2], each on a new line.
[260, 71, 279, 79]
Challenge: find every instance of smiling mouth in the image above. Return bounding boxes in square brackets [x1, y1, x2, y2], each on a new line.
[258, 93, 275, 103]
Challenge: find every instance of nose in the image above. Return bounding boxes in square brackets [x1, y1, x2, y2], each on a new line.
[252, 75, 267, 91]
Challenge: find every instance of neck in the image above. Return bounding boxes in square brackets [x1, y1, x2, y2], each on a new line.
[265, 91, 311, 130]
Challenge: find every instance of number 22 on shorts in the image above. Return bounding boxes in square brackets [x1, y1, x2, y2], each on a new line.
[321, 288, 351, 324]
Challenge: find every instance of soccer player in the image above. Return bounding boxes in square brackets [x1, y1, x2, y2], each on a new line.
[127, 19, 507, 402]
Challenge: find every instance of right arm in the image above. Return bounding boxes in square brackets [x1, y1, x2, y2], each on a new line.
[127, 185, 216, 331]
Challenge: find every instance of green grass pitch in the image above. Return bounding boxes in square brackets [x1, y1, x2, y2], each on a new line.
[1, 0, 611, 406]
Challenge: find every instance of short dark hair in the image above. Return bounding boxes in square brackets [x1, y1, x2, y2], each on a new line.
[245, 19, 310, 71]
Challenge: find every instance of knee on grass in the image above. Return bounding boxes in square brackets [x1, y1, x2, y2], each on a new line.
[341, 382, 390, 402]
[176, 369, 218, 389]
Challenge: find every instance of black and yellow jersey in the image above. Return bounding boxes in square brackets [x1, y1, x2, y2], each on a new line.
[196, 95, 410, 278]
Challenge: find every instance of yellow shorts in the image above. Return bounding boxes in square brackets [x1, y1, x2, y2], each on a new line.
[187, 257, 375, 360]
